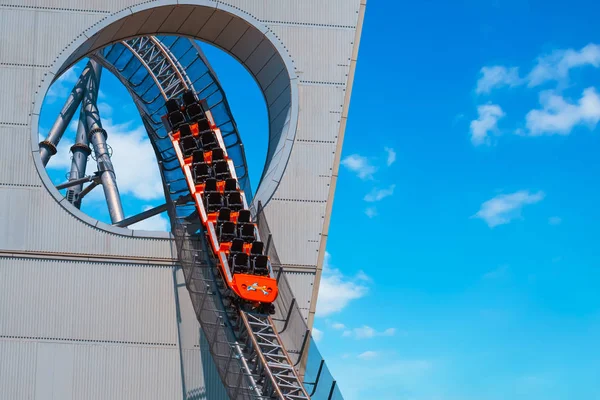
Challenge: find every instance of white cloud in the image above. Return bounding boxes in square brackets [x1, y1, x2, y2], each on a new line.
[474, 190, 545, 228]
[384, 147, 396, 166]
[357, 351, 378, 360]
[312, 327, 324, 342]
[476, 66, 522, 94]
[549, 216, 562, 225]
[365, 207, 377, 218]
[347, 325, 397, 339]
[316, 252, 369, 316]
[129, 206, 169, 231]
[528, 43, 600, 87]
[364, 185, 395, 202]
[341, 154, 376, 180]
[46, 67, 81, 104]
[470, 104, 505, 145]
[332, 322, 346, 330]
[525, 87, 600, 136]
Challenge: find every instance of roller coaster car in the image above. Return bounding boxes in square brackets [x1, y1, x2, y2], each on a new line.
[165, 94, 279, 309]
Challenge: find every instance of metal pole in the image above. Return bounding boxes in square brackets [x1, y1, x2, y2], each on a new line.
[327, 380, 337, 400]
[66, 109, 92, 208]
[39, 63, 92, 165]
[83, 59, 125, 223]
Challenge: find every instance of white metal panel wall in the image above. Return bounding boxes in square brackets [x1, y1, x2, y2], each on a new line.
[219, 0, 361, 27]
[0, 340, 37, 400]
[283, 271, 316, 319]
[0, 258, 178, 344]
[0, 7, 104, 67]
[0, 127, 40, 187]
[0, 187, 174, 259]
[0, 66, 45, 124]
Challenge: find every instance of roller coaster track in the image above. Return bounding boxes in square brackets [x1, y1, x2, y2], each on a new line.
[94, 36, 314, 399]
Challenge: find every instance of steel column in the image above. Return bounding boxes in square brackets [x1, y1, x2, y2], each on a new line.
[66, 109, 92, 208]
[39, 63, 92, 165]
[83, 60, 125, 223]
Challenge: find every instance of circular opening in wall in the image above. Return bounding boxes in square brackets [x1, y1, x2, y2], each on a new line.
[37, 34, 270, 233]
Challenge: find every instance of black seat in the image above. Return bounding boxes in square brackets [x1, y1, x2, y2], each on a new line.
[168, 111, 186, 130]
[193, 162, 211, 184]
[219, 221, 236, 243]
[204, 178, 217, 193]
[213, 160, 231, 180]
[178, 124, 192, 138]
[180, 136, 197, 158]
[230, 238, 244, 254]
[224, 178, 237, 192]
[186, 103, 204, 121]
[192, 150, 205, 165]
[252, 255, 269, 275]
[230, 252, 249, 274]
[237, 209, 251, 224]
[166, 99, 180, 113]
[217, 208, 231, 225]
[250, 241, 264, 255]
[182, 90, 197, 106]
[204, 192, 222, 213]
[211, 148, 225, 162]
[200, 131, 219, 150]
[238, 223, 255, 243]
[197, 118, 211, 132]
[225, 191, 244, 211]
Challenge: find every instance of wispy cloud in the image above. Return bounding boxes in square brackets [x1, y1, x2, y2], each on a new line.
[332, 322, 346, 330]
[474, 190, 545, 227]
[549, 216, 562, 225]
[316, 252, 369, 316]
[312, 327, 324, 342]
[528, 43, 600, 87]
[341, 154, 376, 180]
[365, 207, 377, 218]
[476, 66, 522, 94]
[525, 88, 600, 136]
[343, 325, 396, 339]
[45, 67, 81, 104]
[384, 147, 396, 166]
[357, 351, 379, 360]
[470, 104, 505, 145]
[364, 185, 395, 202]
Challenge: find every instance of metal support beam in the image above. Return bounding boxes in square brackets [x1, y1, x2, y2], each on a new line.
[83, 59, 125, 223]
[66, 108, 92, 208]
[308, 359, 325, 396]
[114, 203, 168, 228]
[327, 381, 337, 400]
[56, 175, 96, 190]
[39, 63, 92, 166]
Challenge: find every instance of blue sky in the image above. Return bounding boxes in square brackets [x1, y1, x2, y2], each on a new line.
[38, 1, 600, 399]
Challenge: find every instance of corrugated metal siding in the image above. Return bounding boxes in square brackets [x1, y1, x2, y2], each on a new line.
[0, 66, 45, 125]
[263, 200, 325, 266]
[296, 84, 346, 141]
[0, 340, 37, 400]
[0, 258, 178, 344]
[0, 9, 102, 67]
[268, 25, 354, 84]
[0, 186, 174, 259]
[219, 0, 361, 27]
[283, 271, 316, 315]
[0, 0, 149, 12]
[71, 343, 182, 399]
[274, 141, 335, 201]
[0, 127, 40, 186]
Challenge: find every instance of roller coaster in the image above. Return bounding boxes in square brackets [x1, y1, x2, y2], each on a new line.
[39, 36, 342, 400]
